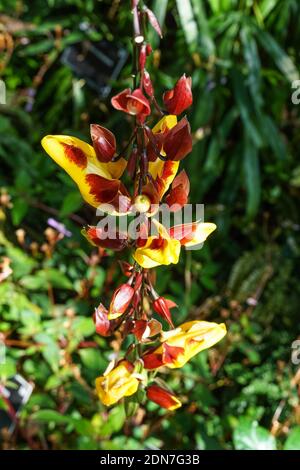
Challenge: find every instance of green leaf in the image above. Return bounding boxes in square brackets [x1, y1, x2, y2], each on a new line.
[243, 133, 261, 218]
[255, 28, 299, 82]
[34, 333, 60, 372]
[0, 357, 16, 380]
[233, 420, 277, 450]
[32, 409, 71, 424]
[191, 0, 215, 56]
[284, 427, 300, 450]
[20, 269, 73, 290]
[240, 25, 262, 109]
[79, 348, 106, 371]
[100, 406, 126, 437]
[176, 0, 198, 52]
[232, 70, 263, 148]
[11, 199, 29, 225]
[60, 191, 82, 217]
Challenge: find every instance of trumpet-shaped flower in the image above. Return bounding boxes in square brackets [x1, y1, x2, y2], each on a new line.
[111, 88, 151, 118]
[41, 134, 127, 209]
[143, 320, 227, 369]
[95, 360, 139, 406]
[133, 221, 216, 269]
[169, 222, 217, 247]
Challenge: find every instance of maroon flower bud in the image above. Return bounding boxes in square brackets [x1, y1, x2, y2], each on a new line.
[94, 304, 111, 336]
[108, 284, 135, 320]
[163, 74, 192, 115]
[90, 124, 116, 162]
[139, 44, 147, 71]
[153, 297, 177, 327]
[146, 384, 182, 410]
[143, 70, 154, 97]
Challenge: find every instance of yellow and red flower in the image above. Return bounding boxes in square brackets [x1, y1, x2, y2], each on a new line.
[143, 320, 227, 369]
[95, 360, 139, 406]
[133, 220, 216, 269]
[146, 384, 182, 410]
[41, 133, 128, 211]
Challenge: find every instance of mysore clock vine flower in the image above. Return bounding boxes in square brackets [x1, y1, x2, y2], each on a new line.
[41, 0, 227, 412]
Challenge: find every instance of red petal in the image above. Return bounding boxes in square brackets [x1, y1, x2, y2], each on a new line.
[127, 89, 151, 116]
[169, 222, 198, 245]
[90, 124, 116, 163]
[165, 171, 190, 210]
[163, 117, 192, 161]
[153, 297, 174, 327]
[162, 343, 184, 364]
[111, 88, 131, 112]
[163, 74, 193, 115]
[143, 351, 164, 369]
[132, 320, 148, 341]
[146, 385, 180, 410]
[84, 226, 128, 251]
[85, 174, 120, 203]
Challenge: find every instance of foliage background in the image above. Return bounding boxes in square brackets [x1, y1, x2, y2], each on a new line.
[0, 0, 300, 450]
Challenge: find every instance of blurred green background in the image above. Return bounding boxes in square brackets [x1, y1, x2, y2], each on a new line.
[0, 0, 300, 450]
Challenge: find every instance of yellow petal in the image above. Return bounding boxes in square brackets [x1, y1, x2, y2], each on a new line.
[95, 361, 139, 406]
[133, 236, 181, 269]
[165, 321, 227, 369]
[149, 115, 179, 198]
[148, 160, 180, 198]
[183, 223, 217, 247]
[152, 115, 177, 134]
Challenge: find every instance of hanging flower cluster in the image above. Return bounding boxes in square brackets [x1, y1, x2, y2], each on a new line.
[41, 0, 226, 412]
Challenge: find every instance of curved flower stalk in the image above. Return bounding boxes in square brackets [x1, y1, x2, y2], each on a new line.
[41, 0, 227, 412]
